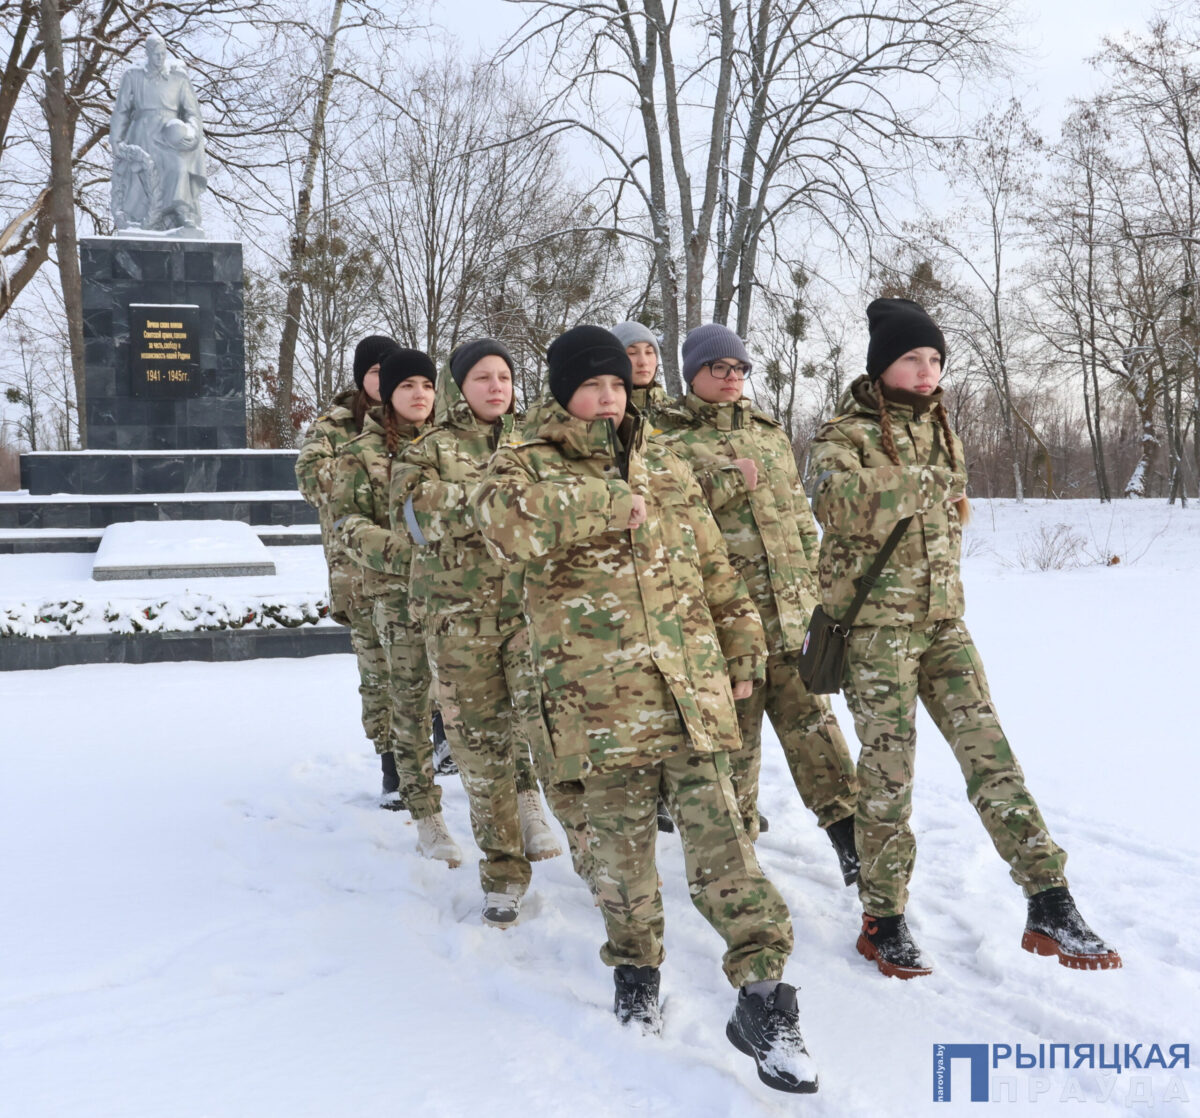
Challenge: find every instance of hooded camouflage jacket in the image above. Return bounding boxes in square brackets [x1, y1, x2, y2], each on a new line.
[390, 365, 524, 634]
[630, 382, 677, 429]
[809, 375, 966, 628]
[473, 399, 767, 783]
[294, 387, 364, 619]
[656, 392, 819, 654]
[328, 407, 426, 607]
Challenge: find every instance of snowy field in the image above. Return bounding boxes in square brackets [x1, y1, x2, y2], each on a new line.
[2, 499, 1198, 1116]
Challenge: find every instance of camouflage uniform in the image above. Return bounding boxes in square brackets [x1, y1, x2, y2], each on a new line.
[295, 389, 391, 754]
[329, 407, 439, 819]
[474, 399, 794, 986]
[629, 382, 677, 429]
[391, 374, 537, 896]
[810, 376, 1068, 916]
[658, 393, 857, 837]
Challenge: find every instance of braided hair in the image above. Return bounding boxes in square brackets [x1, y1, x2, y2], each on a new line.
[874, 381, 970, 524]
[383, 404, 401, 476]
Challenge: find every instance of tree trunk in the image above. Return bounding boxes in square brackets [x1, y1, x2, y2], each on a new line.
[274, 0, 343, 447]
[38, 0, 86, 446]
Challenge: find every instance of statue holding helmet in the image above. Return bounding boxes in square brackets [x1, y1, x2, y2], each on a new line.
[110, 34, 208, 235]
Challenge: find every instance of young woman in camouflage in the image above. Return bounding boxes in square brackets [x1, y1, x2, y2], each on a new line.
[391, 339, 562, 928]
[809, 297, 1120, 978]
[329, 349, 463, 867]
[656, 324, 860, 882]
[474, 325, 818, 1095]
[294, 335, 400, 803]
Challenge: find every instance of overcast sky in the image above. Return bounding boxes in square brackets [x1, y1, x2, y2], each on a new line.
[430, 0, 1161, 141]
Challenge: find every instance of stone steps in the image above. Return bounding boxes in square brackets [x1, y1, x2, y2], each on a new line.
[0, 525, 320, 554]
[0, 490, 317, 530]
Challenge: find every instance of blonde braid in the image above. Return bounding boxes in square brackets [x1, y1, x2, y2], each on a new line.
[933, 402, 958, 471]
[384, 404, 399, 477]
[874, 380, 901, 466]
[934, 401, 971, 526]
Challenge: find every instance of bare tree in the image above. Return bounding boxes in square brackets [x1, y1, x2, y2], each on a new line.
[503, 0, 1011, 390]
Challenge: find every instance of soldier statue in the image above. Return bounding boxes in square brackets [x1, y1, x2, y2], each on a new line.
[110, 34, 207, 234]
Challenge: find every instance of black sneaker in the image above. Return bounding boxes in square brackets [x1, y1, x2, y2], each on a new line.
[826, 815, 860, 886]
[613, 965, 662, 1035]
[431, 711, 458, 776]
[379, 752, 406, 811]
[655, 799, 675, 834]
[1023, 887, 1121, 970]
[726, 982, 818, 1094]
[857, 913, 933, 978]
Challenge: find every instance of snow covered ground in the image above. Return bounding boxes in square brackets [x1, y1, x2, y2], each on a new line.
[2, 499, 1197, 1116]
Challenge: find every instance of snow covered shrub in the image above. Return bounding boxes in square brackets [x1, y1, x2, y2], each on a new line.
[1015, 523, 1087, 570]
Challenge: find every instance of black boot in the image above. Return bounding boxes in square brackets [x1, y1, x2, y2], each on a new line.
[757, 812, 770, 834]
[1023, 887, 1121, 970]
[431, 710, 458, 775]
[613, 965, 662, 1035]
[379, 752, 406, 811]
[726, 982, 818, 1094]
[857, 913, 933, 978]
[655, 798, 675, 834]
[826, 815, 859, 886]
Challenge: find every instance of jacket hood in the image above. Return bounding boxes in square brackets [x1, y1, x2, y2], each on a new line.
[840, 373, 944, 423]
[524, 392, 643, 460]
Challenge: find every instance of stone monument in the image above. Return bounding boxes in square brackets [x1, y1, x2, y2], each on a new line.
[83, 33, 245, 450]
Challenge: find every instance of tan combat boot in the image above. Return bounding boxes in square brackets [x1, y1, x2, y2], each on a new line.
[517, 789, 563, 861]
[415, 812, 463, 868]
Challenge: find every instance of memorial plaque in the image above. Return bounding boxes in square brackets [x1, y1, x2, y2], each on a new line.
[130, 303, 200, 397]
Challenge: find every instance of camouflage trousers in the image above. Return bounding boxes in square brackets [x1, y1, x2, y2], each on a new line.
[733, 649, 859, 838]
[843, 619, 1069, 916]
[371, 595, 439, 820]
[575, 750, 794, 988]
[427, 620, 539, 895]
[505, 628, 594, 888]
[345, 599, 391, 753]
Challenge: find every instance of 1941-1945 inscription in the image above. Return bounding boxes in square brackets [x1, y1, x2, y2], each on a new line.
[130, 303, 200, 397]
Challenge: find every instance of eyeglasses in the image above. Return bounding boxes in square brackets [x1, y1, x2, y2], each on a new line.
[704, 361, 752, 380]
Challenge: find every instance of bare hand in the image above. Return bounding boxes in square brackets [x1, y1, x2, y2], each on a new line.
[731, 680, 754, 701]
[627, 494, 647, 531]
[734, 457, 758, 491]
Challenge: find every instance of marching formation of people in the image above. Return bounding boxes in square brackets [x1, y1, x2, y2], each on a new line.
[295, 298, 1121, 1096]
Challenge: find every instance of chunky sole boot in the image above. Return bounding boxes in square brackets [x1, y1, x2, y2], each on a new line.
[518, 789, 563, 861]
[726, 983, 818, 1094]
[826, 815, 860, 886]
[1022, 887, 1122, 970]
[614, 965, 662, 1036]
[857, 913, 933, 979]
[415, 812, 463, 868]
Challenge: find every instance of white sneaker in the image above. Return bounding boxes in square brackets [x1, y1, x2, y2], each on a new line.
[518, 789, 563, 861]
[415, 812, 463, 868]
[482, 888, 522, 928]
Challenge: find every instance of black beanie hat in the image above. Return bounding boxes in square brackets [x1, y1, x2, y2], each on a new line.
[865, 298, 946, 381]
[449, 338, 515, 388]
[353, 335, 399, 391]
[546, 325, 632, 410]
[378, 347, 436, 405]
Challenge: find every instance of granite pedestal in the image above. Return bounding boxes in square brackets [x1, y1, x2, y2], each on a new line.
[81, 236, 246, 450]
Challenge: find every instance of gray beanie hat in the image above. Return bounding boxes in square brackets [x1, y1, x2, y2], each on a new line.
[681, 324, 752, 385]
[609, 321, 661, 362]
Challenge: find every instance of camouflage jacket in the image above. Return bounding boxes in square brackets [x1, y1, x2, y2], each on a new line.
[473, 398, 767, 783]
[391, 366, 524, 634]
[328, 407, 426, 607]
[809, 375, 966, 627]
[657, 393, 819, 654]
[294, 387, 364, 619]
[630, 382, 678, 430]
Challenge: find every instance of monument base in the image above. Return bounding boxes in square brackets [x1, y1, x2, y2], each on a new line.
[81, 236, 246, 450]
